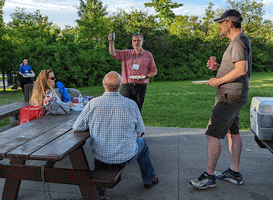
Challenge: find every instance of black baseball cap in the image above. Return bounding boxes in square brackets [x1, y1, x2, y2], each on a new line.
[214, 9, 243, 23]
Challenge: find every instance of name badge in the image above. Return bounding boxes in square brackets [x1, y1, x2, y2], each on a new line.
[132, 64, 140, 70]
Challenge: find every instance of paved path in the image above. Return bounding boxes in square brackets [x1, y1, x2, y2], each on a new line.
[0, 127, 272, 200]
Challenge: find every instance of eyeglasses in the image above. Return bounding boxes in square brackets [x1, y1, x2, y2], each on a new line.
[132, 40, 142, 42]
[49, 77, 56, 80]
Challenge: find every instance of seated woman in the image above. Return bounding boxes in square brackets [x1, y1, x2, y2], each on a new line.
[29, 69, 74, 113]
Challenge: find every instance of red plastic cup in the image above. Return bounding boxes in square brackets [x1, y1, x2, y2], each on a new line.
[73, 97, 78, 103]
[209, 56, 216, 69]
[88, 96, 93, 101]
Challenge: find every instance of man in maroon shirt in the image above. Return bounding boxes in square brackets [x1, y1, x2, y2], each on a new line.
[108, 32, 157, 111]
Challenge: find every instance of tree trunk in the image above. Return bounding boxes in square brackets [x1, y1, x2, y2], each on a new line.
[2, 71, 6, 92]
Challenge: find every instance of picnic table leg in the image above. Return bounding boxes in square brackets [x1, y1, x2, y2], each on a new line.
[2, 159, 26, 200]
[45, 161, 56, 168]
[69, 145, 99, 200]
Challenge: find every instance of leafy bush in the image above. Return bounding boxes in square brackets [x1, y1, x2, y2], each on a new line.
[1, 2, 272, 89]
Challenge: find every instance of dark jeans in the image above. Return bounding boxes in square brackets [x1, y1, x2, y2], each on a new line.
[94, 138, 156, 184]
[121, 83, 147, 112]
[20, 77, 32, 95]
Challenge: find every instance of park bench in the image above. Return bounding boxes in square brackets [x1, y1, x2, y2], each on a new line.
[0, 101, 29, 121]
[0, 101, 29, 132]
[0, 111, 124, 200]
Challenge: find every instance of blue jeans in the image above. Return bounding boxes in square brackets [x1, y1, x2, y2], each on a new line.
[94, 138, 156, 184]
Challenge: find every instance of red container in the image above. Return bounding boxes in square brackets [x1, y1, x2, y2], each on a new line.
[88, 96, 93, 101]
[19, 106, 43, 125]
[73, 97, 78, 103]
[209, 56, 216, 69]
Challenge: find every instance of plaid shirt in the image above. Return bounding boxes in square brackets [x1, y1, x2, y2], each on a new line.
[73, 92, 145, 164]
[113, 49, 157, 84]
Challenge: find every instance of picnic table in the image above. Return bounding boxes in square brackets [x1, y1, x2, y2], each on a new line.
[0, 111, 123, 200]
[0, 102, 29, 121]
[0, 102, 29, 132]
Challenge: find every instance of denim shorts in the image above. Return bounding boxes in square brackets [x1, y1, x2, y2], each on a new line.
[205, 88, 248, 139]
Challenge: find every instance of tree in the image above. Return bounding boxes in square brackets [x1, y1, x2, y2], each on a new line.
[221, 0, 273, 71]
[144, 0, 183, 25]
[111, 8, 159, 49]
[0, 0, 7, 92]
[8, 8, 55, 40]
[0, 0, 4, 25]
[167, 15, 204, 38]
[201, 2, 217, 36]
[4, 8, 60, 81]
[225, 0, 264, 24]
[0, 0, 5, 50]
[76, 0, 111, 44]
[0, 0, 4, 31]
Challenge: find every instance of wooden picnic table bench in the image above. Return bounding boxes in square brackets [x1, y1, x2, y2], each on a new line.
[0, 111, 124, 200]
[252, 129, 273, 154]
[0, 102, 29, 133]
[0, 101, 29, 121]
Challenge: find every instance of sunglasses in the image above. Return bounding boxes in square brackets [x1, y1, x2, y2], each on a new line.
[49, 77, 56, 80]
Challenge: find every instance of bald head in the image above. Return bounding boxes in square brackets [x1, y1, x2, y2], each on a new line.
[103, 71, 122, 92]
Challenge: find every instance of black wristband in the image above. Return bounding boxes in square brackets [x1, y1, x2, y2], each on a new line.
[145, 75, 149, 79]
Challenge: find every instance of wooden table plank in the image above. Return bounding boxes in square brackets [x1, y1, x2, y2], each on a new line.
[0, 111, 80, 159]
[0, 164, 123, 188]
[6, 118, 77, 160]
[0, 109, 110, 200]
[0, 164, 94, 185]
[30, 130, 90, 161]
[0, 102, 29, 120]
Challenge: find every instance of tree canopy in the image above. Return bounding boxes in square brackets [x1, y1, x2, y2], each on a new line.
[0, 0, 272, 90]
[144, 0, 183, 25]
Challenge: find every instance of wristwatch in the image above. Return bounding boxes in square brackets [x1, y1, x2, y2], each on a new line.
[145, 75, 149, 79]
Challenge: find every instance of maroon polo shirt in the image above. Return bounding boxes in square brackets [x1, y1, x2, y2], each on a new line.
[113, 49, 157, 84]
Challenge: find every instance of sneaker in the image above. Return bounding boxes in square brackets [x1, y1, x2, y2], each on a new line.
[100, 197, 110, 200]
[214, 169, 243, 185]
[97, 187, 106, 196]
[144, 175, 159, 188]
[190, 172, 216, 190]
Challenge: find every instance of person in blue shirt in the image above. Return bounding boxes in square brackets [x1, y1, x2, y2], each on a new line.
[19, 59, 34, 95]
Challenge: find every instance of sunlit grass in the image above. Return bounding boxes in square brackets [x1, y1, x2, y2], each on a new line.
[1, 72, 272, 130]
[0, 90, 24, 106]
[143, 72, 273, 129]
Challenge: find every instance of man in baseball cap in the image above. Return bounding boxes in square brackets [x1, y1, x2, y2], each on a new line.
[190, 9, 252, 190]
[214, 9, 243, 23]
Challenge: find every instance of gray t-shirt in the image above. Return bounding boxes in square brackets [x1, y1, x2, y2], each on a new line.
[216, 32, 252, 92]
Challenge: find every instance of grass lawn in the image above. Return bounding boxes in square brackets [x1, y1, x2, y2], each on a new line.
[142, 72, 273, 129]
[1, 72, 272, 130]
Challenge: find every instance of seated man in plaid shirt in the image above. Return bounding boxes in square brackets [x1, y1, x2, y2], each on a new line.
[73, 71, 158, 195]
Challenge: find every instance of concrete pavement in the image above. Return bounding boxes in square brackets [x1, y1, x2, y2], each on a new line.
[0, 127, 272, 200]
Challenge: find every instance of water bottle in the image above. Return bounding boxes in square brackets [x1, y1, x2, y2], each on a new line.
[83, 96, 88, 107]
[78, 94, 83, 107]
